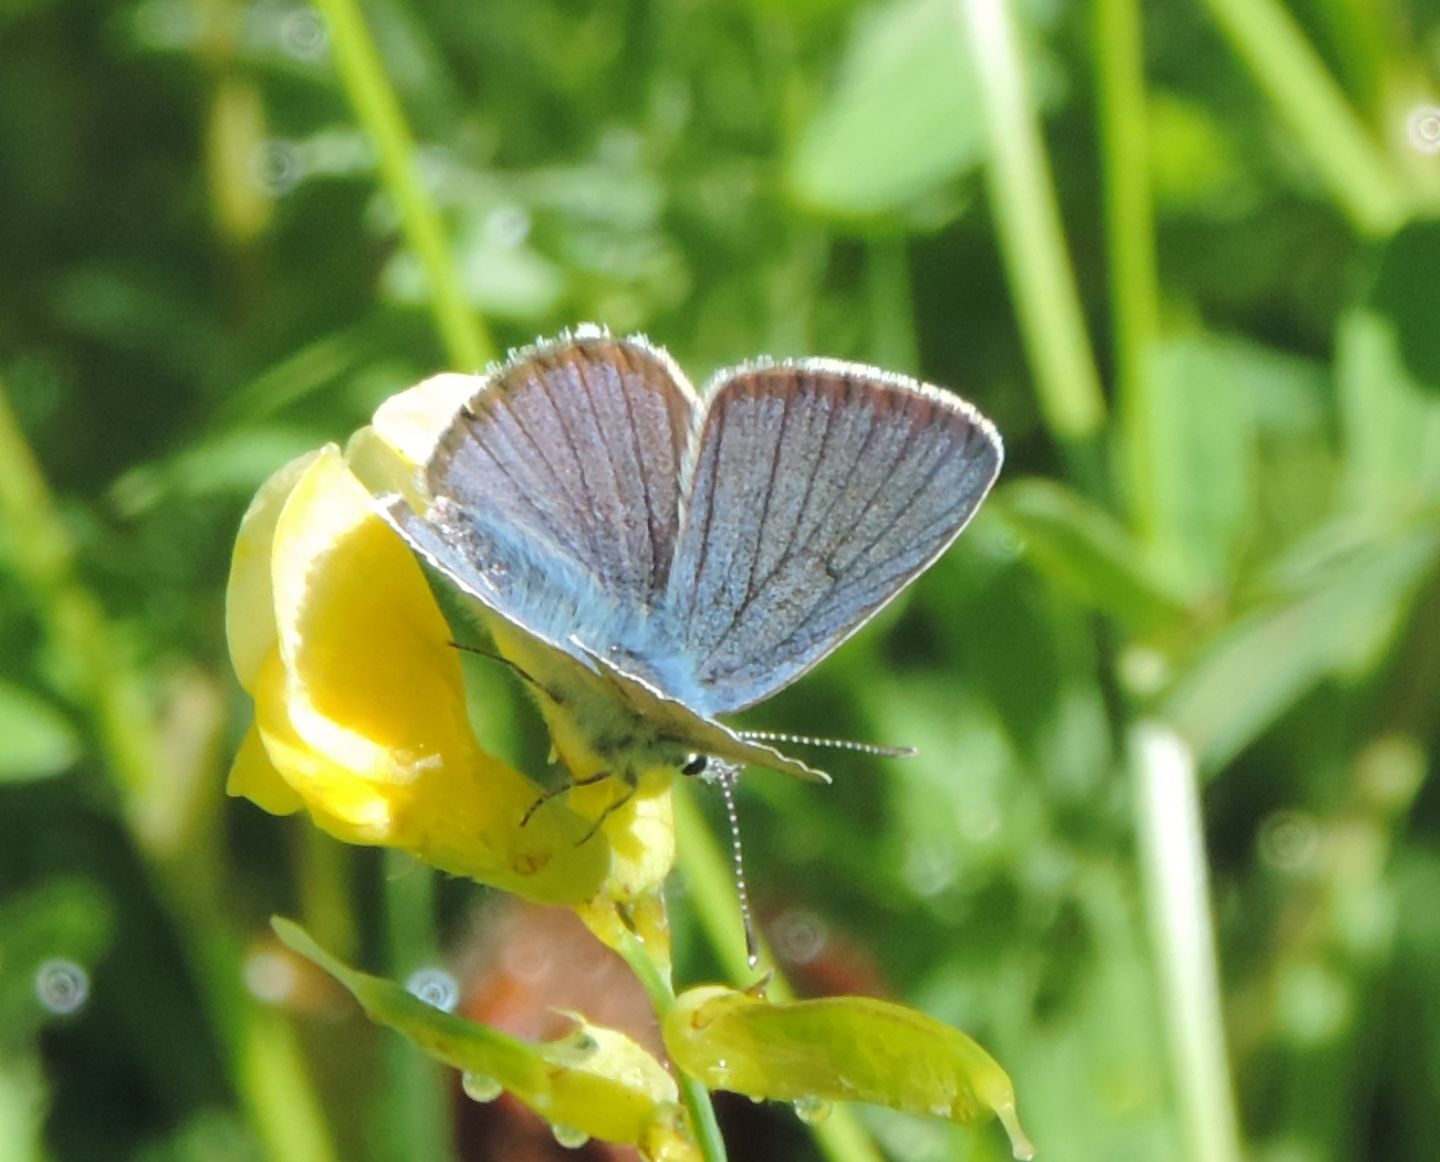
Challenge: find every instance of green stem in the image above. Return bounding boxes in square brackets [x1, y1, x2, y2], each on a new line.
[1203, 0, 1409, 236]
[1129, 722, 1245, 1162]
[0, 380, 339, 1162]
[958, 0, 1107, 448]
[613, 927, 729, 1162]
[865, 238, 920, 374]
[1093, 0, 1162, 543]
[313, 0, 495, 369]
[381, 851, 454, 1162]
[672, 783, 887, 1162]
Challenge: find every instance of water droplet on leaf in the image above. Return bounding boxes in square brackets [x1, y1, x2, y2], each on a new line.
[405, 966, 459, 1012]
[461, 1072, 503, 1103]
[551, 1124, 590, 1149]
[793, 1095, 832, 1125]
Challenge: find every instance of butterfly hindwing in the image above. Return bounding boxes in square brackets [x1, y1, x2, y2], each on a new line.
[668, 361, 1003, 715]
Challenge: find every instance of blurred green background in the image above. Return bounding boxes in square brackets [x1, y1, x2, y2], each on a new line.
[3, 0, 1440, 1159]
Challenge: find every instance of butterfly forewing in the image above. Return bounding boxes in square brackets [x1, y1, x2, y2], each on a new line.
[668, 363, 1003, 715]
[408, 333, 704, 691]
[428, 333, 699, 614]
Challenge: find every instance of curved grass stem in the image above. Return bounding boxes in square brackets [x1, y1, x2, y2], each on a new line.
[0, 380, 339, 1162]
[958, 0, 1107, 452]
[312, 0, 495, 369]
[1204, 0, 1409, 236]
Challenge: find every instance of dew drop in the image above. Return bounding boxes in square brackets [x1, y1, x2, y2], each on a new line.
[251, 140, 302, 196]
[483, 204, 532, 248]
[1407, 104, 1440, 154]
[551, 1124, 590, 1149]
[243, 950, 298, 1004]
[35, 959, 89, 1015]
[792, 1095, 832, 1126]
[405, 966, 459, 1012]
[461, 1072, 503, 1103]
[280, 7, 329, 61]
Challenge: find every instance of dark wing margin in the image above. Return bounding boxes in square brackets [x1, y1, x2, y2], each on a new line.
[427, 329, 700, 619]
[665, 360, 1003, 715]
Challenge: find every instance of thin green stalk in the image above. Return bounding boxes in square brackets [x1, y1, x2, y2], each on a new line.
[1129, 722, 1244, 1162]
[313, 0, 494, 369]
[1203, 0, 1409, 236]
[0, 381, 339, 1162]
[957, 0, 1107, 449]
[672, 783, 887, 1162]
[865, 238, 920, 374]
[612, 925, 729, 1162]
[1093, 0, 1162, 544]
[380, 851, 454, 1162]
[0, 389, 162, 806]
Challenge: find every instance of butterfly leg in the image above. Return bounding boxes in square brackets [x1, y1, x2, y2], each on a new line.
[519, 769, 614, 828]
[575, 777, 637, 845]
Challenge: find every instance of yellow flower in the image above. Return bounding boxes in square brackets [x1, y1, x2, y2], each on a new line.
[224, 376, 679, 924]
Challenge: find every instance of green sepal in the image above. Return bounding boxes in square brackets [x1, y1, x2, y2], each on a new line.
[272, 918, 699, 1161]
[663, 985, 1034, 1160]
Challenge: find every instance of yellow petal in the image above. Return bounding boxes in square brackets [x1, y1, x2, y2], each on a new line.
[250, 446, 608, 904]
[226, 716, 304, 815]
[271, 446, 472, 779]
[346, 373, 481, 503]
[370, 372, 479, 469]
[225, 448, 322, 692]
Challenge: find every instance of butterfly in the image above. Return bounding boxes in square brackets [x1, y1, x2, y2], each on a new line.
[384, 326, 1002, 816]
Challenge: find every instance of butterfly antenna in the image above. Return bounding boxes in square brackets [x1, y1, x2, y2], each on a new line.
[713, 761, 761, 968]
[737, 729, 917, 759]
[447, 640, 543, 691]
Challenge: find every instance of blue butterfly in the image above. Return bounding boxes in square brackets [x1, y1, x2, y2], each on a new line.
[385, 326, 1002, 805]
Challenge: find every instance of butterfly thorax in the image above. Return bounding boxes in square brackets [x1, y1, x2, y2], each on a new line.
[488, 618, 694, 796]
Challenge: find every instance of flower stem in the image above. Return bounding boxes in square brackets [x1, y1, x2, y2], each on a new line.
[312, 0, 495, 369]
[671, 783, 887, 1162]
[613, 927, 729, 1162]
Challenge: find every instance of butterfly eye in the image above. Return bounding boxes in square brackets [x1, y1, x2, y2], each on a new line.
[680, 753, 708, 777]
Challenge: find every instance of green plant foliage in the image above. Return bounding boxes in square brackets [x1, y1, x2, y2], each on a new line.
[664, 985, 1032, 1158]
[0, 682, 80, 783]
[273, 919, 692, 1159]
[3, 0, 1440, 1160]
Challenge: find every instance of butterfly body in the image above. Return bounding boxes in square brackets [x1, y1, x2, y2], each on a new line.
[385, 327, 1002, 799]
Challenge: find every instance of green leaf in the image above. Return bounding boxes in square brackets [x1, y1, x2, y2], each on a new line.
[1164, 517, 1440, 772]
[1368, 217, 1440, 395]
[999, 478, 1193, 633]
[787, 0, 984, 219]
[1141, 337, 1258, 591]
[1337, 306, 1440, 509]
[271, 919, 696, 1161]
[0, 681, 81, 783]
[663, 985, 1034, 1160]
